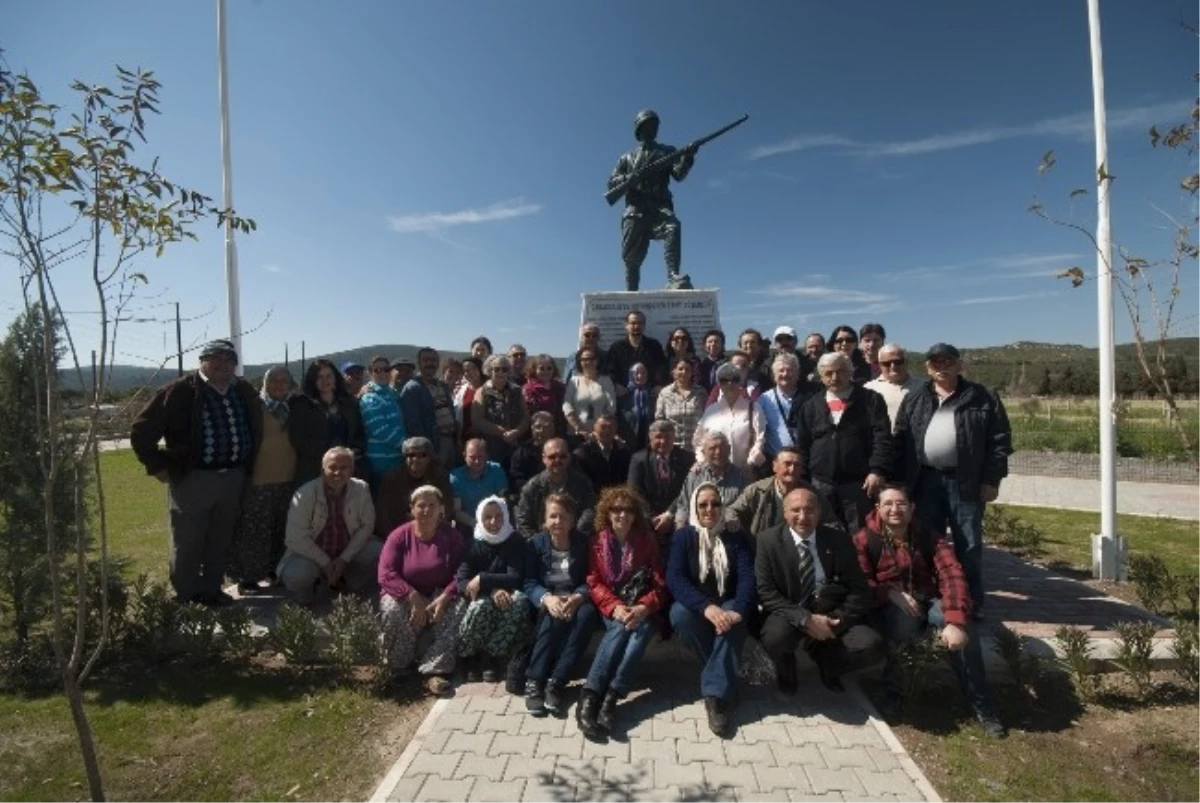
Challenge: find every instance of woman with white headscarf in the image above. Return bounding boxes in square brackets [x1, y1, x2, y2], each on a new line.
[665, 481, 756, 738]
[231, 366, 296, 594]
[455, 496, 533, 683]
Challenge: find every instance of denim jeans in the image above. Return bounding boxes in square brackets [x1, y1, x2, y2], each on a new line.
[914, 468, 985, 612]
[879, 599, 995, 714]
[526, 599, 601, 683]
[584, 615, 656, 697]
[669, 601, 747, 702]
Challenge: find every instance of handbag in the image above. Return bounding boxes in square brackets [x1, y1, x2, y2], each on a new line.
[616, 566, 653, 607]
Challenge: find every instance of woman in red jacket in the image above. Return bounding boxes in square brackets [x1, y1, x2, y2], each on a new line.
[577, 486, 669, 740]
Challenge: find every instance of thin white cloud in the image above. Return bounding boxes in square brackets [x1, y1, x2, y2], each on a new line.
[747, 100, 1184, 160]
[957, 291, 1055, 306]
[387, 197, 542, 233]
[747, 134, 857, 160]
[261, 264, 287, 275]
[884, 252, 1084, 282]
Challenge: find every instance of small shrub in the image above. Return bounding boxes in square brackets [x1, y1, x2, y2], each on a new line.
[1170, 620, 1198, 694]
[271, 603, 319, 666]
[326, 596, 382, 673]
[983, 507, 1045, 556]
[1176, 573, 1199, 619]
[992, 623, 1041, 696]
[1054, 625, 1103, 703]
[123, 574, 180, 656]
[177, 602, 219, 655]
[216, 605, 257, 659]
[1113, 620, 1158, 702]
[0, 636, 60, 693]
[1128, 554, 1178, 616]
[889, 631, 946, 709]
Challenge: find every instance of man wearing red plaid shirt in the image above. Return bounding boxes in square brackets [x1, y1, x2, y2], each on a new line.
[853, 484, 1006, 739]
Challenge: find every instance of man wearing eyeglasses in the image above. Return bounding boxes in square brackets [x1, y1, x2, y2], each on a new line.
[864, 343, 925, 433]
[515, 438, 597, 537]
[894, 343, 1012, 619]
[852, 484, 1005, 738]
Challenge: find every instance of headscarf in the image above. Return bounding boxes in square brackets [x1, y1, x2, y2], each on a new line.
[627, 363, 651, 421]
[688, 481, 729, 597]
[473, 495, 515, 545]
[260, 366, 291, 426]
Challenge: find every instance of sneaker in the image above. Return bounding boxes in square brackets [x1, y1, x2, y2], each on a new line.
[424, 675, 452, 697]
[524, 680, 546, 715]
[544, 679, 565, 714]
[975, 710, 1008, 739]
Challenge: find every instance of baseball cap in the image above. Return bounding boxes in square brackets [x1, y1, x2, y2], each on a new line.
[773, 325, 797, 342]
[340, 361, 365, 374]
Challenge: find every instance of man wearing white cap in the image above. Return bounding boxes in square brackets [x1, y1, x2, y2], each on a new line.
[131, 339, 263, 606]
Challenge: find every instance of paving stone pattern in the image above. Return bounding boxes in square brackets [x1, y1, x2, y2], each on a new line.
[380, 666, 936, 803]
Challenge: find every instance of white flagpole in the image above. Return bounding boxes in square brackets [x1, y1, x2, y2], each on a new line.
[1086, 0, 1121, 579]
[217, 0, 243, 375]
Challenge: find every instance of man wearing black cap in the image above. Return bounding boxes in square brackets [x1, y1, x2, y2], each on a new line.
[131, 339, 263, 606]
[894, 343, 1012, 617]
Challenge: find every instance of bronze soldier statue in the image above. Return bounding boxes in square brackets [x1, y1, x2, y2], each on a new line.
[606, 110, 748, 292]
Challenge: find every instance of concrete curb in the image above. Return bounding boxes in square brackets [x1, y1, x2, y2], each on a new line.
[369, 696, 450, 803]
[847, 678, 943, 803]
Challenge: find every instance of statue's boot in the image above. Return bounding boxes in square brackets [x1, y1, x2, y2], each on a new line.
[666, 272, 693, 290]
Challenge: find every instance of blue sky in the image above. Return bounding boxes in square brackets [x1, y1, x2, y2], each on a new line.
[5, 0, 1198, 369]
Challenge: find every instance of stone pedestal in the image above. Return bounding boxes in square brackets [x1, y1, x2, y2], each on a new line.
[580, 288, 721, 347]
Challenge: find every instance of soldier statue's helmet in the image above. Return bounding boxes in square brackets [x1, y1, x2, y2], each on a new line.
[634, 109, 660, 140]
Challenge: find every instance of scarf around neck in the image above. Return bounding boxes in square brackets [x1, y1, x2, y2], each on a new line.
[689, 481, 729, 597]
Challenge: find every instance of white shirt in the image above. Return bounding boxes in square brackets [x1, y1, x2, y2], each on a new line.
[788, 528, 826, 586]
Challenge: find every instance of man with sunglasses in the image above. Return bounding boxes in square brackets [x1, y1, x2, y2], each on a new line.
[865, 343, 925, 433]
[894, 343, 1012, 618]
[515, 438, 597, 537]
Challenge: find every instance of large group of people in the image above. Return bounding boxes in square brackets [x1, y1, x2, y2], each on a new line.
[129, 308, 1013, 740]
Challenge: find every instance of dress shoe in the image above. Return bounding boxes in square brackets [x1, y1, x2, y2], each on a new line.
[544, 679, 565, 714]
[704, 696, 731, 737]
[596, 689, 621, 733]
[576, 689, 603, 740]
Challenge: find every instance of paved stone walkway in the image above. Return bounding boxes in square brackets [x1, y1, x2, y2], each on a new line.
[997, 474, 1198, 520]
[370, 646, 940, 803]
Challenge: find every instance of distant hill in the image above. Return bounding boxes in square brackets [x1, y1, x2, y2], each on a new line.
[71, 338, 1199, 396]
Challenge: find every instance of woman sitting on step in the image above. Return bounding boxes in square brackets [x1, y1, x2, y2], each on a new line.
[455, 496, 533, 683]
[523, 494, 600, 716]
[577, 486, 669, 740]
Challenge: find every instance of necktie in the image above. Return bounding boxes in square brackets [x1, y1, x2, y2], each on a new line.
[797, 537, 815, 606]
[656, 454, 670, 484]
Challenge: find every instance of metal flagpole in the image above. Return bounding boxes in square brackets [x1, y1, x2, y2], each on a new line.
[217, 0, 243, 376]
[1086, 0, 1122, 579]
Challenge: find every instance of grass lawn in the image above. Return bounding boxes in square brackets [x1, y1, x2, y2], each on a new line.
[870, 668, 1199, 802]
[0, 659, 430, 802]
[96, 449, 170, 580]
[992, 503, 1199, 577]
[0, 450, 431, 802]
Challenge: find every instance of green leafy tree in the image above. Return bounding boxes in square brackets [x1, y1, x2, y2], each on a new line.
[0, 57, 253, 801]
[0, 308, 79, 648]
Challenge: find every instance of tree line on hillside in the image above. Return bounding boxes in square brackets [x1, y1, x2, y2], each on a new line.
[965, 354, 1198, 398]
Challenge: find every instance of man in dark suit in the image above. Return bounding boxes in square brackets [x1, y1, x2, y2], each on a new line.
[755, 485, 880, 694]
[627, 419, 695, 557]
[572, 413, 632, 495]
